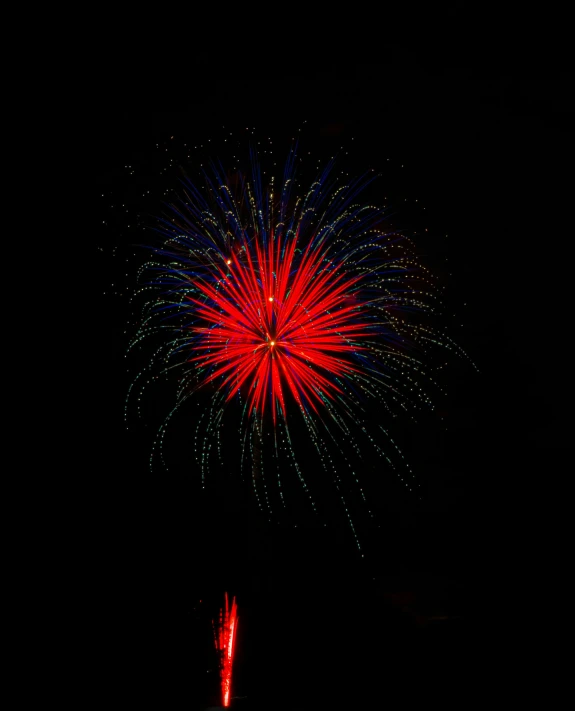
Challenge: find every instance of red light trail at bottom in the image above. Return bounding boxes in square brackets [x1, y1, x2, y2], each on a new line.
[213, 593, 238, 707]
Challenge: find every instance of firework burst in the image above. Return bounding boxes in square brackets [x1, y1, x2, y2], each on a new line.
[127, 142, 471, 547]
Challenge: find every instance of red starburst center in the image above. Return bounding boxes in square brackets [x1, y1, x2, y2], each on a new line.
[189, 233, 370, 421]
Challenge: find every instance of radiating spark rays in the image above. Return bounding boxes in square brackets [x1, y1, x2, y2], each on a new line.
[185, 229, 370, 420]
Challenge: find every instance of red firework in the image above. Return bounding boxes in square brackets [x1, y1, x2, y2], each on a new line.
[213, 593, 238, 707]
[190, 232, 370, 422]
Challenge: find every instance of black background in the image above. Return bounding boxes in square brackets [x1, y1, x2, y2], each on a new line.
[91, 53, 572, 708]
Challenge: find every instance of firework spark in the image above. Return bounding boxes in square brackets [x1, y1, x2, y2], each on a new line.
[213, 593, 238, 708]
[128, 143, 471, 546]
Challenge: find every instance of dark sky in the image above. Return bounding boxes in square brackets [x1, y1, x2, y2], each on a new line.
[92, 55, 572, 708]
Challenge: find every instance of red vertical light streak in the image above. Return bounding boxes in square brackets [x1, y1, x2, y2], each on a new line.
[213, 593, 238, 707]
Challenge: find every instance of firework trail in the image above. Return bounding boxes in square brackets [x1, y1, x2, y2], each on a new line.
[127, 142, 472, 547]
[213, 593, 238, 708]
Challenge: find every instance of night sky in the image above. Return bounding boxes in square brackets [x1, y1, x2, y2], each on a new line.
[92, 54, 572, 708]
